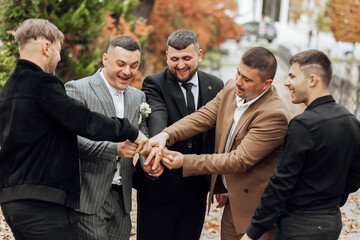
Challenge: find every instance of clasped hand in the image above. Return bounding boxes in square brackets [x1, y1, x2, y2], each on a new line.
[117, 131, 151, 158]
[117, 131, 164, 177]
[144, 132, 185, 171]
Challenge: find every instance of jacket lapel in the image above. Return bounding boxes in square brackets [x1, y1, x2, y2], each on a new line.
[166, 70, 188, 117]
[198, 71, 218, 107]
[89, 70, 117, 117]
[218, 93, 237, 153]
[227, 85, 275, 150]
[123, 87, 136, 124]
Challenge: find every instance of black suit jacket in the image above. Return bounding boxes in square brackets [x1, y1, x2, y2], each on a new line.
[134, 68, 224, 202]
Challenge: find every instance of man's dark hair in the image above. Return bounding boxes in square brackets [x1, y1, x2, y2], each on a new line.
[241, 47, 277, 81]
[290, 49, 332, 87]
[167, 29, 199, 51]
[108, 36, 141, 52]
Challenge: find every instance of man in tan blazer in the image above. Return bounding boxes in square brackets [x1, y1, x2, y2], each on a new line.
[147, 47, 290, 240]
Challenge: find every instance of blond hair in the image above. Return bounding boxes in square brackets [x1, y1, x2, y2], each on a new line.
[14, 19, 64, 47]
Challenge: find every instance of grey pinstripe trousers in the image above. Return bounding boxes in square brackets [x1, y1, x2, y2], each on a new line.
[77, 188, 131, 240]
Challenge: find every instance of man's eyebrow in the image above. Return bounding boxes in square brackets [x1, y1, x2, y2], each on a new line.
[115, 59, 139, 65]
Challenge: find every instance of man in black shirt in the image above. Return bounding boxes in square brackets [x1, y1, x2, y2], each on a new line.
[242, 49, 360, 240]
[0, 19, 149, 240]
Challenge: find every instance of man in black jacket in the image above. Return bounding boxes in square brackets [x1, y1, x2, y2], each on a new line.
[134, 29, 224, 240]
[242, 50, 360, 240]
[0, 19, 149, 240]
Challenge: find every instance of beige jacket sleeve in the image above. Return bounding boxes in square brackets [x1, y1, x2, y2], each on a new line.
[165, 81, 290, 177]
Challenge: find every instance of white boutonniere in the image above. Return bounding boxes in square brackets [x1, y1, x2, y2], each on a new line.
[139, 103, 151, 124]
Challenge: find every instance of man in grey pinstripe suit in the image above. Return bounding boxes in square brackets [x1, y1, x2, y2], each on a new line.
[65, 36, 163, 240]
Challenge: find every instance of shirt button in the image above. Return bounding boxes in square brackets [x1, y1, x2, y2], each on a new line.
[244, 189, 249, 193]
[187, 143, 192, 148]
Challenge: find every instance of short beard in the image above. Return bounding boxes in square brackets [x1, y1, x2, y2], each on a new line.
[170, 67, 198, 83]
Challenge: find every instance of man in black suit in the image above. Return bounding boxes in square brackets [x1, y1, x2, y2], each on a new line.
[134, 29, 224, 240]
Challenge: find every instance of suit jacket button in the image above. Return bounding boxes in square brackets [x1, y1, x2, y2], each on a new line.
[244, 189, 249, 193]
[187, 143, 192, 148]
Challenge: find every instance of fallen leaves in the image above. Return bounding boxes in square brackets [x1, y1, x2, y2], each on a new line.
[1, 190, 359, 240]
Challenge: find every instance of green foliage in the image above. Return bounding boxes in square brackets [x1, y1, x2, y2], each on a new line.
[0, 0, 40, 87]
[39, 0, 121, 82]
[0, 0, 40, 44]
[0, 0, 141, 88]
[0, 46, 17, 88]
[111, 0, 139, 20]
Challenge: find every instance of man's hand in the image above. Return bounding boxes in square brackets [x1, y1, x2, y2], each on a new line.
[161, 149, 184, 169]
[143, 147, 164, 177]
[144, 132, 169, 170]
[240, 233, 253, 240]
[149, 131, 169, 148]
[143, 159, 164, 177]
[134, 130, 150, 155]
[215, 193, 229, 208]
[116, 140, 138, 158]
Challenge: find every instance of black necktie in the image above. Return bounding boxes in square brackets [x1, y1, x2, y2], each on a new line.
[182, 83, 195, 114]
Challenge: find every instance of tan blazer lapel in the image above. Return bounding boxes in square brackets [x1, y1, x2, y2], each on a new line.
[227, 107, 253, 152]
[216, 93, 237, 153]
[226, 85, 274, 152]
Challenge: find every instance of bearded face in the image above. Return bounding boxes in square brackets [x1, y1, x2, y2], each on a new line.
[166, 44, 203, 83]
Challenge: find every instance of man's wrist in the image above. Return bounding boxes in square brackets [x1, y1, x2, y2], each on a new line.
[162, 131, 170, 146]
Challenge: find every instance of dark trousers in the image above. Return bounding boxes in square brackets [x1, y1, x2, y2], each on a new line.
[275, 207, 342, 240]
[136, 181, 207, 240]
[1, 200, 78, 240]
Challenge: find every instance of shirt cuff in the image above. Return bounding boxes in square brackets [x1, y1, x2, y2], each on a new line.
[246, 223, 268, 240]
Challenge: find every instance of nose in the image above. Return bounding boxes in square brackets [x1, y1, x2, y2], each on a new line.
[123, 65, 131, 75]
[284, 78, 290, 87]
[236, 74, 243, 86]
[178, 59, 185, 69]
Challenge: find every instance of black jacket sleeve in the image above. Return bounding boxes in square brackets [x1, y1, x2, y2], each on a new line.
[36, 75, 139, 142]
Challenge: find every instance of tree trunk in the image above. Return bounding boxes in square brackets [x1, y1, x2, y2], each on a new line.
[134, 0, 155, 21]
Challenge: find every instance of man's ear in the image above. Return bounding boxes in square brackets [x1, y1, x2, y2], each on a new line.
[42, 41, 50, 57]
[309, 74, 319, 87]
[198, 49, 203, 63]
[263, 79, 273, 90]
[102, 53, 108, 67]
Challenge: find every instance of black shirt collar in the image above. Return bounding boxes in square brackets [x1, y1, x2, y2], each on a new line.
[17, 59, 44, 72]
[306, 95, 335, 110]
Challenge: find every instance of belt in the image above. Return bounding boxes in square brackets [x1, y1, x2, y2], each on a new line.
[111, 184, 123, 192]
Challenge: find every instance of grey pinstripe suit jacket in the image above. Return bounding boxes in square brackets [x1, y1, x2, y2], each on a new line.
[65, 69, 148, 215]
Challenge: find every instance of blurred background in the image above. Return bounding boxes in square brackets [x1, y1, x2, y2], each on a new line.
[0, 0, 359, 88]
[0, 1, 359, 239]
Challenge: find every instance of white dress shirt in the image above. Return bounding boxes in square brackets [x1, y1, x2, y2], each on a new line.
[178, 72, 199, 110]
[100, 70, 124, 185]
